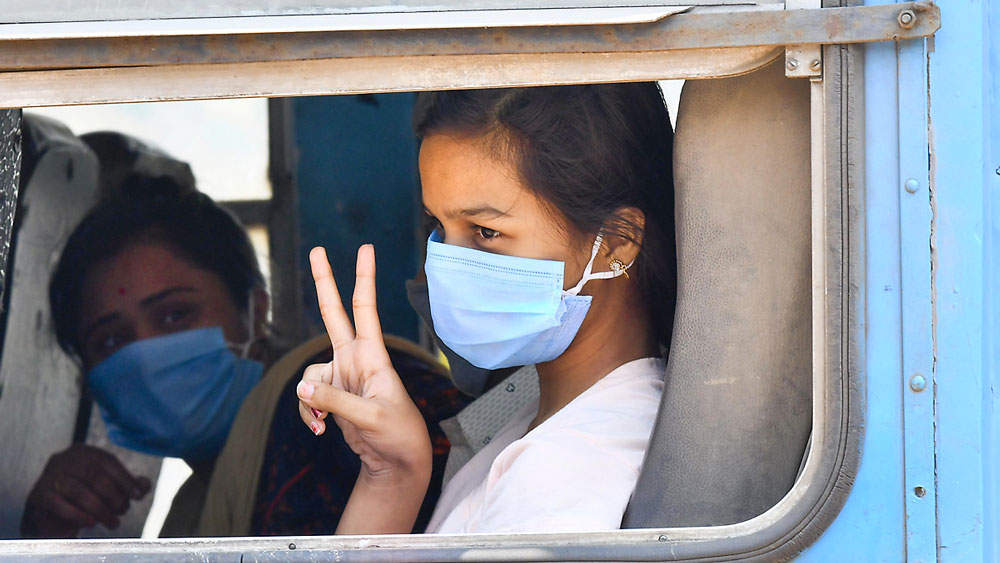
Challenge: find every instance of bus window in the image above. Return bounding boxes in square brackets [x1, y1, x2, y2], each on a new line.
[0, 0, 954, 560]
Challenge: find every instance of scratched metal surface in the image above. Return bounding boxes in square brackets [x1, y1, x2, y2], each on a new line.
[0, 110, 20, 311]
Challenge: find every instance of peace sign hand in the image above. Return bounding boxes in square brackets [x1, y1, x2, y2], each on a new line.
[297, 245, 432, 533]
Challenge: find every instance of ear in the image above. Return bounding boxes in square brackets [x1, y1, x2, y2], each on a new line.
[251, 286, 270, 338]
[601, 206, 646, 267]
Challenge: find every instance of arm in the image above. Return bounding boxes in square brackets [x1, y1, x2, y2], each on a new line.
[295, 245, 432, 535]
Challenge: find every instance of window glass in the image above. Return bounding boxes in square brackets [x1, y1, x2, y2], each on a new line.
[139, 459, 191, 538]
[28, 99, 271, 201]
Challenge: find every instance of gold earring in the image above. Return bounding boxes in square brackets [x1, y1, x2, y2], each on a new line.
[609, 258, 630, 279]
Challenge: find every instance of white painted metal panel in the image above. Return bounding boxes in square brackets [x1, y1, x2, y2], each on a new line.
[0, 123, 99, 538]
[0, 8, 696, 39]
[2, 0, 772, 25]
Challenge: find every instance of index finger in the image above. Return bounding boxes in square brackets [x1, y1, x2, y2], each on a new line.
[310, 247, 356, 349]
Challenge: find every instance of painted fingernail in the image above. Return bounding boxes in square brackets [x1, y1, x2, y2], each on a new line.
[309, 421, 321, 435]
[310, 408, 323, 418]
[297, 380, 314, 399]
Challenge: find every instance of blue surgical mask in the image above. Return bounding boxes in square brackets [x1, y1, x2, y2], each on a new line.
[424, 229, 627, 371]
[405, 278, 490, 396]
[87, 327, 264, 460]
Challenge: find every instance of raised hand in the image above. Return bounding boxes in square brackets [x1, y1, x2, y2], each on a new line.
[296, 245, 432, 534]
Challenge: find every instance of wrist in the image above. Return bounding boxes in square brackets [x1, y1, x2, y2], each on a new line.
[337, 466, 430, 535]
[357, 455, 431, 493]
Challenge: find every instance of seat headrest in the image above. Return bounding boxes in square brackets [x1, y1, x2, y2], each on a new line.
[80, 131, 195, 198]
[19, 114, 95, 192]
[623, 59, 813, 527]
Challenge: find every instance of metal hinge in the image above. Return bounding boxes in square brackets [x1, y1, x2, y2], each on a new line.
[784, 2, 937, 78]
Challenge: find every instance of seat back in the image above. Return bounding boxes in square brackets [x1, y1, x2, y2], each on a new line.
[0, 114, 101, 537]
[0, 117, 165, 538]
[624, 60, 813, 527]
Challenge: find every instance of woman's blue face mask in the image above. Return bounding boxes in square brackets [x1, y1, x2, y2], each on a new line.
[420, 229, 628, 375]
[87, 326, 263, 460]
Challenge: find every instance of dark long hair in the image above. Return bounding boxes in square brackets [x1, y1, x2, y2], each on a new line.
[413, 83, 677, 348]
[49, 176, 265, 361]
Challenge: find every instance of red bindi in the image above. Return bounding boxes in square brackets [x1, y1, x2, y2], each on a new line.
[117, 287, 127, 295]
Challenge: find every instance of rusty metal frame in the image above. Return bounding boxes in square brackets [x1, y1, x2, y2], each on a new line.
[0, 39, 866, 563]
[0, 2, 939, 109]
[0, 3, 938, 71]
[0, 49, 785, 108]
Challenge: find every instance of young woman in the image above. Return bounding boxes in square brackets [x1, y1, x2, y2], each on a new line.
[297, 82, 676, 533]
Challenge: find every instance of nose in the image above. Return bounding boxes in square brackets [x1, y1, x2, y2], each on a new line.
[433, 226, 475, 250]
[134, 322, 166, 343]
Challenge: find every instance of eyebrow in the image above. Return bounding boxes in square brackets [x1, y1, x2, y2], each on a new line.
[140, 286, 197, 307]
[425, 205, 511, 220]
[80, 286, 198, 342]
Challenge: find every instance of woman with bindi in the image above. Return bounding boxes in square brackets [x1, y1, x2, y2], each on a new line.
[23, 179, 465, 538]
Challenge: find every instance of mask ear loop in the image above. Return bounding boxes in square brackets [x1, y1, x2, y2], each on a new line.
[565, 232, 634, 296]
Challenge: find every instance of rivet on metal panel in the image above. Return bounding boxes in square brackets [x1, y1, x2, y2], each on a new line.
[898, 9, 917, 29]
[914, 486, 926, 498]
[995, 165, 999, 176]
[288, 542, 296, 550]
[786, 57, 799, 71]
[909, 373, 927, 392]
[658, 535, 669, 542]
[904, 178, 920, 193]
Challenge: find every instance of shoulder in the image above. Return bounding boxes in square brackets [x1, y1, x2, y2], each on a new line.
[542, 358, 664, 443]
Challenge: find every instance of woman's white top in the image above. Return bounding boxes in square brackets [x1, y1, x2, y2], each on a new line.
[426, 357, 666, 534]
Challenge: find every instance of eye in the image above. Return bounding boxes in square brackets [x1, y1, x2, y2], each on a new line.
[163, 310, 184, 324]
[98, 334, 126, 354]
[476, 226, 500, 240]
[159, 306, 193, 328]
[88, 331, 130, 362]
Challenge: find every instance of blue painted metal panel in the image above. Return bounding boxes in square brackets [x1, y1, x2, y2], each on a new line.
[928, 0, 993, 560]
[797, 38, 906, 562]
[985, 2, 1000, 559]
[805, 2, 1000, 560]
[896, 37, 936, 563]
[982, 2, 1000, 561]
[294, 93, 421, 342]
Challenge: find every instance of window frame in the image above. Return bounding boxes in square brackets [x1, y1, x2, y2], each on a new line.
[0, 2, 938, 559]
